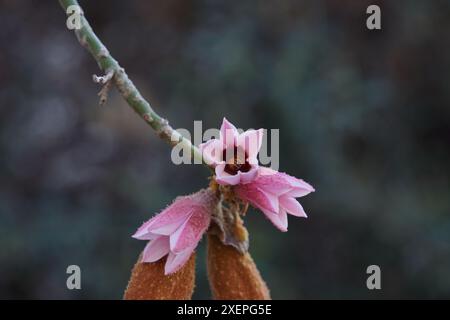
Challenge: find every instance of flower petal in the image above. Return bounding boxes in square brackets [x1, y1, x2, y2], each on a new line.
[144, 198, 196, 235]
[237, 129, 264, 164]
[287, 179, 315, 197]
[250, 169, 292, 195]
[215, 164, 241, 185]
[169, 207, 211, 253]
[261, 208, 288, 232]
[280, 173, 315, 191]
[238, 165, 259, 184]
[132, 220, 159, 240]
[199, 139, 223, 166]
[147, 209, 193, 235]
[279, 209, 288, 230]
[258, 166, 278, 176]
[164, 247, 195, 275]
[141, 236, 170, 263]
[220, 118, 238, 149]
[280, 196, 307, 217]
[235, 185, 279, 213]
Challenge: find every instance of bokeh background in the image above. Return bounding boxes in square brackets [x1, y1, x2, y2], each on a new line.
[1, 0, 449, 299]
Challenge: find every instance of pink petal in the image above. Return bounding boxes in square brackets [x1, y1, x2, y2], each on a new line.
[279, 173, 315, 192]
[288, 180, 315, 198]
[280, 196, 307, 217]
[215, 164, 241, 185]
[220, 118, 238, 149]
[169, 207, 211, 253]
[235, 185, 279, 213]
[238, 165, 259, 184]
[258, 166, 278, 176]
[279, 209, 288, 230]
[285, 178, 315, 197]
[261, 208, 288, 232]
[255, 169, 315, 197]
[287, 187, 314, 198]
[149, 209, 192, 236]
[145, 199, 196, 235]
[132, 220, 159, 240]
[164, 247, 195, 275]
[237, 129, 264, 164]
[142, 236, 170, 263]
[132, 232, 157, 241]
[199, 139, 223, 166]
[252, 170, 293, 196]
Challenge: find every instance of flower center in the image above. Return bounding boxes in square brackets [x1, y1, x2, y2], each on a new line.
[223, 146, 251, 175]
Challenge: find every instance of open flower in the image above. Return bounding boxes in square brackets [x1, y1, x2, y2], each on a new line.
[199, 118, 264, 186]
[201, 118, 314, 231]
[235, 167, 314, 231]
[132, 189, 215, 274]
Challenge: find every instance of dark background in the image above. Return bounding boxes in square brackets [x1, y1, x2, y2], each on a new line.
[0, 0, 449, 299]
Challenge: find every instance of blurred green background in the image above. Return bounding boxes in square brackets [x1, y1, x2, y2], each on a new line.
[0, 0, 449, 299]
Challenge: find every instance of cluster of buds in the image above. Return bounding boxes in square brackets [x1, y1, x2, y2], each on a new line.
[124, 119, 314, 299]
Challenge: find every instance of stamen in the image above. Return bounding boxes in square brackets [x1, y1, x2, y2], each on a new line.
[223, 146, 251, 175]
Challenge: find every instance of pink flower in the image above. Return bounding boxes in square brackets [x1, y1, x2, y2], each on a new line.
[132, 190, 215, 275]
[235, 167, 314, 231]
[199, 118, 314, 231]
[199, 118, 264, 186]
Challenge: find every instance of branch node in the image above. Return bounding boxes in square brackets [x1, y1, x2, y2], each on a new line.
[143, 113, 154, 123]
[92, 69, 114, 84]
[75, 31, 88, 48]
[93, 69, 115, 105]
[157, 120, 173, 140]
[97, 47, 109, 59]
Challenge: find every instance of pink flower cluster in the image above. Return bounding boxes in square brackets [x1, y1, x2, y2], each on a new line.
[133, 118, 314, 274]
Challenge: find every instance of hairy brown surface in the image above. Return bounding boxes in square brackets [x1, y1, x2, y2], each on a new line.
[123, 253, 196, 300]
[207, 234, 271, 300]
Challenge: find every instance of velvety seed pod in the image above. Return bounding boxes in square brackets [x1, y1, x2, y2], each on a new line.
[124, 253, 196, 300]
[207, 234, 271, 300]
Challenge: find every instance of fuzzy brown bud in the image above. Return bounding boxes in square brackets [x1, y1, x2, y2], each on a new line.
[207, 234, 271, 300]
[124, 253, 196, 300]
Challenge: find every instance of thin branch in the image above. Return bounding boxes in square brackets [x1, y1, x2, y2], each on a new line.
[59, 0, 205, 165]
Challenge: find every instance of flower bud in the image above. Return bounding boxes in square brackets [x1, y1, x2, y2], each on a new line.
[124, 252, 196, 300]
[207, 234, 270, 300]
